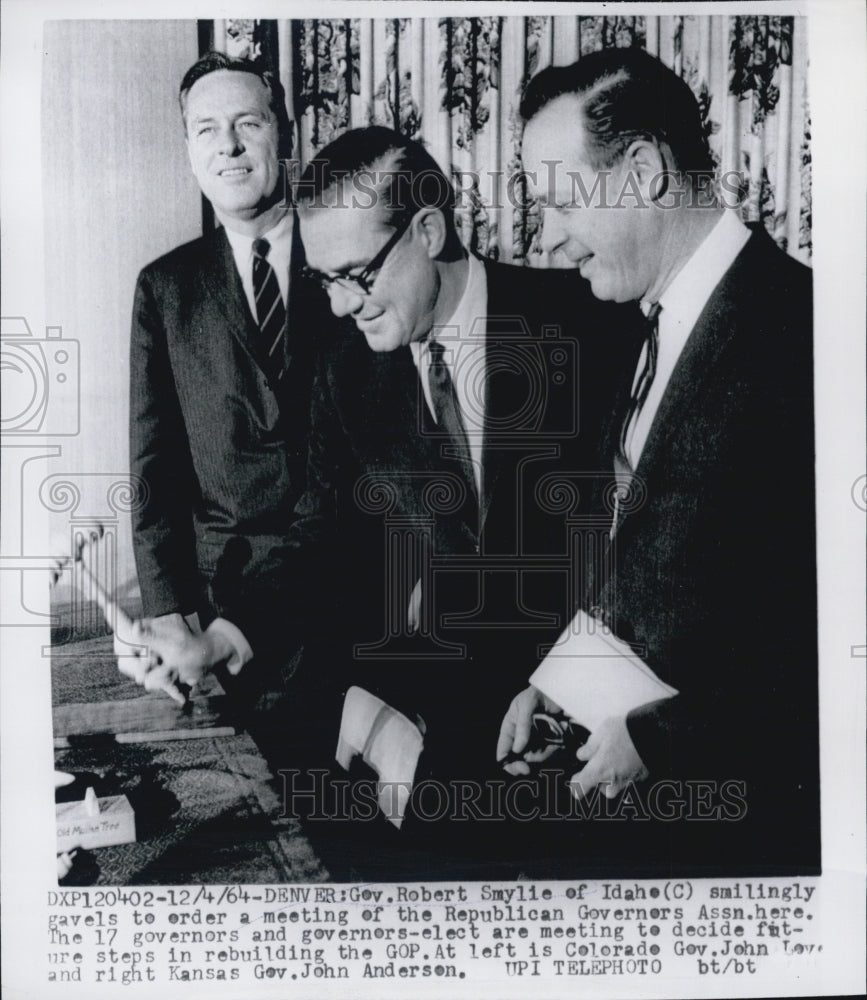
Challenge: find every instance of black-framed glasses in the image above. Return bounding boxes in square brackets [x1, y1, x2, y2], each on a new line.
[499, 712, 591, 769]
[303, 212, 414, 297]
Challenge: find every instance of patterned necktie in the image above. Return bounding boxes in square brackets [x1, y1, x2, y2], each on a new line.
[612, 303, 661, 536]
[427, 339, 478, 500]
[252, 238, 286, 384]
[619, 302, 662, 464]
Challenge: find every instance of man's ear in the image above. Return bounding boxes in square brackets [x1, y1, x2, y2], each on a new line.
[414, 208, 447, 259]
[622, 139, 668, 202]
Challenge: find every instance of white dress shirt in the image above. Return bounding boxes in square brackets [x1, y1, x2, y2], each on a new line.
[625, 210, 751, 467]
[409, 253, 487, 497]
[223, 209, 294, 319]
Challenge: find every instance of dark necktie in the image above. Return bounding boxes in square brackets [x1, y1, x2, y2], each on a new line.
[427, 339, 478, 501]
[612, 303, 661, 535]
[252, 238, 286, 383]
[619, 302, 661, 463]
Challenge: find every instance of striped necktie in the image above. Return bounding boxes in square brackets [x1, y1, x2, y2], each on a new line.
[611, 302, 661, 536]
[252, 238, 286, 383]
[427, 339, 478, 501]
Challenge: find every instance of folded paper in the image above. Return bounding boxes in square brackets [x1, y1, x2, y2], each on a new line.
[335, 686, 424, 830]
[529, 610, 678, 733]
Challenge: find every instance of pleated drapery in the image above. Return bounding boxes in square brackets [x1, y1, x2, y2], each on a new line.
[211, 15, 811, 265]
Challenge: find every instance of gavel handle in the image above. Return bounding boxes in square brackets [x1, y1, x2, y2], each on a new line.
[77, 559, 134, 635]
[79, 561, 191, 706]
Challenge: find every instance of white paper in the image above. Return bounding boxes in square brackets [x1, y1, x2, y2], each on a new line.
[530, 610, 678, 732]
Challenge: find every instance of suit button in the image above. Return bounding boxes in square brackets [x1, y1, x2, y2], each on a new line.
[474, 541, 480, 554]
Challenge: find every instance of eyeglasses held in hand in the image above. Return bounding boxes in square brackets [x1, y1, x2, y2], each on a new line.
[500, 712, 590, 768]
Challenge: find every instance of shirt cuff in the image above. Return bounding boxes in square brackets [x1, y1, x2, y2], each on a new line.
[206, 617, 254, 673]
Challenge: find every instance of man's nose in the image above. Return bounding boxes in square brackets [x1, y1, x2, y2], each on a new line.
[215, 124, 244, 156]
[539, 207, 568, 255]
[327, 283, 364, 319]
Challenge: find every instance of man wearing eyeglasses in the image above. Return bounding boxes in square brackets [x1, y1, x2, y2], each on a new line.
[142, 126, 636, 800]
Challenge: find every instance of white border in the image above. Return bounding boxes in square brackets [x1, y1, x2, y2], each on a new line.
[2, 1, 864, 997]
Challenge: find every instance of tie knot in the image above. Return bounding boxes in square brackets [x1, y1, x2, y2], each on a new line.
[645, 302, 661, 325]
[253, 238, 271, 260]
[428, 339, 445, 363]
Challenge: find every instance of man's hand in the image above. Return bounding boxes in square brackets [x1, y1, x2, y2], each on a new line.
[115, 614, 238, 704]
[114, 614, 191, 703]
[114, 614, 190, 705]
[569, 715, 649, 800]
[496, 686, 563, 776]
[140, 618, 228, 685]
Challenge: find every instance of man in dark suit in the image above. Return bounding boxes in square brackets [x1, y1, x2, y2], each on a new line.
[145, 126, 636, 806]
[498, 49, 818, 873]
[129, 53, 331, 748]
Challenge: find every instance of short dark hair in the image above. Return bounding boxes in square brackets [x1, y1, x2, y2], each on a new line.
[295, 126, 464, 262]
[520, 48, 714, 180]
[179, 51, 293, 159]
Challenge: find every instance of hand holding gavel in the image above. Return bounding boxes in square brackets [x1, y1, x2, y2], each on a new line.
[129, 614, 242, 701]
[51, 527, 238, 705]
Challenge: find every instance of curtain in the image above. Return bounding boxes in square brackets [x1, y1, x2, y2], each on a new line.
[211, 15, 811, 266]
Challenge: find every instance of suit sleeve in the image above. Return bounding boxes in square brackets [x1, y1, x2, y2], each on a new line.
[129, 268, 202, 618]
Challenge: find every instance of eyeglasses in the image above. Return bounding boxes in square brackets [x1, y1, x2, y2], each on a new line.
[499, 712, 590, 768]
[302, 213, 414, 297]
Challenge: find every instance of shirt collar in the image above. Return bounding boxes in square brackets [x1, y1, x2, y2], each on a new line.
[410, 254, 485, 365]
[643, 210, 750, 325]
[437, 253, 486, 344]
[223, 209, 294, 262]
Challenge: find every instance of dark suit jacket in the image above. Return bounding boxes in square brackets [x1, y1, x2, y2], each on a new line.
[233, 258, 639, 763]
[129, 221, 327, 626]
[587, 226, 818, 871]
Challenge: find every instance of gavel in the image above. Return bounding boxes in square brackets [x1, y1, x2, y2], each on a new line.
[50, 525, 188, 705]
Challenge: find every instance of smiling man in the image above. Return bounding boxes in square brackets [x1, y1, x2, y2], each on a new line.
[183, 62, 285, 232]
[128, 52, 333, 765]
[498, 48, 818, 873]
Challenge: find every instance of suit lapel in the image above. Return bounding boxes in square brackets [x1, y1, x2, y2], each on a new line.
[366, 347, 480, 536]
[633, 245, 750, 482]
[283, 213, 312, 378]
[478, 262, 512, 529]
[196, 226, 263, 370]
[596, 239, 754, 572]
[371, 347, 436, 469]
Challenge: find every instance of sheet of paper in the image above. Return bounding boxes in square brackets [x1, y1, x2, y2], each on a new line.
[529, 610, 678, 732]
